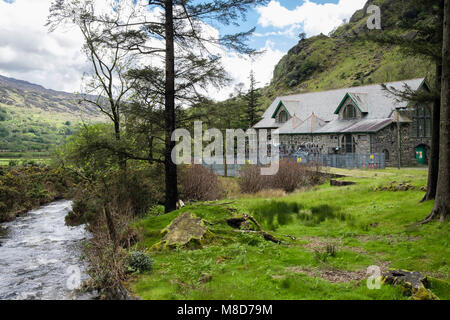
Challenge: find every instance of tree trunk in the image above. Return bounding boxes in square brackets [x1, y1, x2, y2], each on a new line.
[421, 64, 441, 202]
[422, 0, 449, 223]
[103, 205, 118, 247]
[164, 0, 178, 213]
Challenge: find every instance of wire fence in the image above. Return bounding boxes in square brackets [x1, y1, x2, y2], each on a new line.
[203, 153, 385, 177]
[281, 153, 386, 170]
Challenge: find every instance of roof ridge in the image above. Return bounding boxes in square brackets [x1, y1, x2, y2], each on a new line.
[277, 78, 425, 99]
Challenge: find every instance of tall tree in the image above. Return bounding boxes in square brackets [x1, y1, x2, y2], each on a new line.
[112, 0, 268, 212]
[47, 0, 138, 171]
[244, 70, 262, 128]
[359, 0, 444, 201]
[423, 0, 449, 223]
[48, 0, 267, 212]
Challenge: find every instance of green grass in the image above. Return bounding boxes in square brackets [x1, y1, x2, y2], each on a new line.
[128, 168, 449, 300]
[0, 157, 52, 166]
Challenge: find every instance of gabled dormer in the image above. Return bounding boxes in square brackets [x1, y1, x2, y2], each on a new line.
[334, 93, 368, 120]
[272, 100, 297, 124]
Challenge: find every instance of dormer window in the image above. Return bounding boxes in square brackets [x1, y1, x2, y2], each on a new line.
[279, 110, 289, 123]
[412, 105, 431, 137]
[343, 105, 357, 120]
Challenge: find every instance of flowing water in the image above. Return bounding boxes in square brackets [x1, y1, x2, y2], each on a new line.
[0, 200, 95, 300]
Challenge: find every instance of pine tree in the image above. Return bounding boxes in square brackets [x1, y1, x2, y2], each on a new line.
[48, 0, 268, 212]
[244, 70, 262, 128]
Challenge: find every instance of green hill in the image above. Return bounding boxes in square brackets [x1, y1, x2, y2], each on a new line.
[260, 0, 435, 105]
[0, 74, 103, 154]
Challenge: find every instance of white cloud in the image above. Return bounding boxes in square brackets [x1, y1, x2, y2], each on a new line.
[0, 0, 88, 92]
[256, 0, 367, 37]
[213, 40, 284, 100]
[0, 0, 284, 101]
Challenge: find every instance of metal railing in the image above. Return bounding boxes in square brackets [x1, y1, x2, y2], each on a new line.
[280, 153, 386, 170]
[203, 153, 385, 177]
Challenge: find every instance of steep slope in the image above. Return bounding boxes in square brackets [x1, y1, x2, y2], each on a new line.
[0, 75, 103, 153]
[262, 0, 434, 105]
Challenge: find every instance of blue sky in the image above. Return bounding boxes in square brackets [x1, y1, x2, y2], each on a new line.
[215, 0, 344, 52]
[0, 0, 367, 99]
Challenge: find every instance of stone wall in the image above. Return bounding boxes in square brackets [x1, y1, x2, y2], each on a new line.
[267, 102, 432, 168]
[278, 121, 431, 168]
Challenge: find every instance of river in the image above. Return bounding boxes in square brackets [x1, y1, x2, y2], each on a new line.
[0, 200, 96, 300]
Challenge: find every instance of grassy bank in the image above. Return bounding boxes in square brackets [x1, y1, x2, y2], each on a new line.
[0, 165, 73, 222]
[126, 169, 449, 300]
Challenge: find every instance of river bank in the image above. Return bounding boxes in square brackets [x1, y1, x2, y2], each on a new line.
[0, 165, 74, 223]
[0, 200, 97, 300]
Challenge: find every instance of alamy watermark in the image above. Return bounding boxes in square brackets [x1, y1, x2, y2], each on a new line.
[171, 121, 280, 175]
[66, 265, 82, 290]
[366, 265, 382, 290]
[367, 5, 382, 30]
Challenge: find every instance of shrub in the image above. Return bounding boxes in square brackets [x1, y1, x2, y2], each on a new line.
[239, 160, 324, 194]
[238, 165, 268, 194]
[313, 243, 338, 263]
[271, 159, 309, 192]
[124, 251, 154, 274]
[180, 165, 224, 202]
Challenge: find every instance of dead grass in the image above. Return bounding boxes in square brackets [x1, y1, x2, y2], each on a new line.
[285, 266, 368, 283]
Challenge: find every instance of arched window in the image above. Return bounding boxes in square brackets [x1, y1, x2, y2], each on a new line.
[383, 149, 390, 161]
[412, 105, 431, 137]
[343, 134, 356, 153]
[279, 110, 289, 123]
[343, 105, 357, 120]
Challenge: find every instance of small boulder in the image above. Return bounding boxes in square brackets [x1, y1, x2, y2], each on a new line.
[330, 179, 356, 187]
[383, 270, 439, 300]
[152, 212, 209, 250]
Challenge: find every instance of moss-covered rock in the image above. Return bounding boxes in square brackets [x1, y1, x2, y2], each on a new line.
[152, 212, 211, 251]
[382, 270, 439, 300]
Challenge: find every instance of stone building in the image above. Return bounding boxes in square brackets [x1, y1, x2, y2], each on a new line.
[254, 78, 432, 167]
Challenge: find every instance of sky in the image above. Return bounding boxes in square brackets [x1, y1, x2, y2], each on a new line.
[0, 0, 366, 100]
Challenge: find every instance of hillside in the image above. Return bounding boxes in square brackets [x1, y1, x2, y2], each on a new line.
[0, 74, 103, 153]
[260, 0, 435, 105]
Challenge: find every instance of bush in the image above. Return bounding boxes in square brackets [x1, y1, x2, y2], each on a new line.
[180, 165, 224, 202]
[124, 251, 154, 274]
[239, 160, 324, 194]
[271, 159, 309, 192]
[238, 165, 268, 194]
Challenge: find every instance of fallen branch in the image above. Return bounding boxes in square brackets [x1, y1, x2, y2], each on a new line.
[227, 214, 282, 244]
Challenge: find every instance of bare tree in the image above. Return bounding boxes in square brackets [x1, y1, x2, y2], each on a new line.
[48, 0, 139, 170]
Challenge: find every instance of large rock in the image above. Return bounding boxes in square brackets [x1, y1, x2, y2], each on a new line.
[330, 179, 356, 187]
[152, 212, 209, 250]
[383, 270, 439, 300]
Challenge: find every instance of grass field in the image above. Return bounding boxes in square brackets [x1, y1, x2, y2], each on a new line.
[127, 168, 449, 300]
[0, 157, 52, 166]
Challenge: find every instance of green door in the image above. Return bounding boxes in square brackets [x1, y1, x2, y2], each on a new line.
[416, 146, 426, 165]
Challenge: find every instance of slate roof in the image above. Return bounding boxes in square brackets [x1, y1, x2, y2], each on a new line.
[315, 118, 393, 134]
[254, 78, 426, 134]
[341, 93, 369, 113]
[279, 113, 327, 134]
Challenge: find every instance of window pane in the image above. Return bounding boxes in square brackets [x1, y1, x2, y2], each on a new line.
[412, 119, 417, 137]
[418, 119, 425, 137]
[426, 118, 431, 137]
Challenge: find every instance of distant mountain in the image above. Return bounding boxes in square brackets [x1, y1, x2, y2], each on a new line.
[0, 75, 103, 153]
[0, 74, 101, 117]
